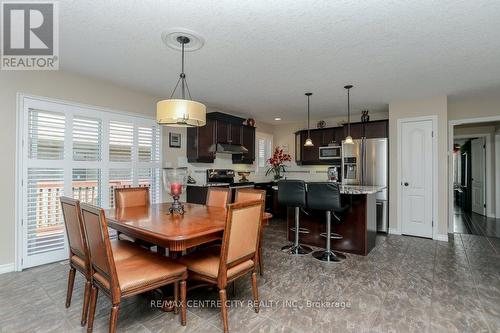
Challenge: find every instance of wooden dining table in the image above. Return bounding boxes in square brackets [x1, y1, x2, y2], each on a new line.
[105, 203, 228, 255]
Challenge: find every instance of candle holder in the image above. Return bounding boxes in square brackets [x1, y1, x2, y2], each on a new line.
[163, 167, 187, 215]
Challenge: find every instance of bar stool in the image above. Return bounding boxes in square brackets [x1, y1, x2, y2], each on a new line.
[278, 180, 312, 255]
[306, 182, 349, 262]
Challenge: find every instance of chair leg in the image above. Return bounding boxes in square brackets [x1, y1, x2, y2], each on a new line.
[251, 272, 259, 313]
[65, 267, 76, 308]
[173, 281, 179, 315]
[109, 304, 120, 333]
[180, 280, 187, 326]
[87, 286, 99, 333]
[258, 247, 264, 276]
[219, 289, 229, 333]
[81, 280, 91, 326]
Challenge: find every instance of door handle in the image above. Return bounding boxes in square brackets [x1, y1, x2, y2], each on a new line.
[404, 182, 409, 187]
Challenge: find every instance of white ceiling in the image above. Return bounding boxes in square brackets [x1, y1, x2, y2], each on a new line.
[60, 0, 500, 123]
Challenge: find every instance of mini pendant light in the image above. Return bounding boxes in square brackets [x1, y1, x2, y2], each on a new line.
[304, 92, 314, 147]
[157, 36, 206, 127]
[344, 85, 354, 144]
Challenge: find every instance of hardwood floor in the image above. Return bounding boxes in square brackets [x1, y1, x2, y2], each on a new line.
[454, 205, 500, 238]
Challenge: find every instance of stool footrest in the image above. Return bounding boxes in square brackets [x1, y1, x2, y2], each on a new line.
[290, 227, 310, 234]
[319, 232, 343, 240]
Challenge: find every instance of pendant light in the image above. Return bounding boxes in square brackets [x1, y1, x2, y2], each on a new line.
[344, 85, 354, 144]
[304, 92, 314, 147]
[157, 36, 206, 127]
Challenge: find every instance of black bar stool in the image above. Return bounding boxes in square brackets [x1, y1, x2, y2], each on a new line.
[278, 180, 312, 255]
[306, 182, 349, 262]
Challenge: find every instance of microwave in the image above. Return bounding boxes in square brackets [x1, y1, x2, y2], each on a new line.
[319, 145, 342, 160]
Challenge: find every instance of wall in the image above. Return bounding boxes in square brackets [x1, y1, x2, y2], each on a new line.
[454, 124, 496, 217]
[448, 93, 500, 120]
[388, 96, 448, 237]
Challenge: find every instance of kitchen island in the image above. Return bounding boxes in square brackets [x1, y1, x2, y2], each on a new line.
[286, 184, 385, 256]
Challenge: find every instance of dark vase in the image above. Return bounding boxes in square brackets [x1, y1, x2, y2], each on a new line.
[361, 110, 370, 123]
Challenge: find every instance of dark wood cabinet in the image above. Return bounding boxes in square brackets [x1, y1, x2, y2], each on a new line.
[363, 120, 388, 139]
[187, 118, 216, 163]
[295, 120, 388, 165]
[233, 125, 255, 164]
[343, 123, 364, 140]
[187, 112, 255, 164]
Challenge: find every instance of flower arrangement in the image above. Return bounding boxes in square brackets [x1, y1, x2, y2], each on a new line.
[265, 147, 292, 181]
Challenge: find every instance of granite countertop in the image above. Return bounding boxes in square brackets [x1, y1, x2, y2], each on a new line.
[271, 184, 386, 194]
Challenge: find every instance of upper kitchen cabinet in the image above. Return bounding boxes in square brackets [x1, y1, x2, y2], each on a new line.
[187, 118, 216, 163]
[295, 120, 388, 165]
[232, 125, 255, 164]
[362, 120, 388, 139]
[187, 112, 256, 164]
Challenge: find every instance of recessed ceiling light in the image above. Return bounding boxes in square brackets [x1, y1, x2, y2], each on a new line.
[274, 117, 282, 121]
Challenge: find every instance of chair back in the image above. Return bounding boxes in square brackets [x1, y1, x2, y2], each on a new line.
[80, 203, 119, 295]
[60, 196, 89, 269]
[115, 187, 150, 209]
[206, 187, 231, 207]
[277, 180, 306, 207]
[219, 200, 264, 276]
[306, 182, 342, 211]
[234, 188, 265, 203]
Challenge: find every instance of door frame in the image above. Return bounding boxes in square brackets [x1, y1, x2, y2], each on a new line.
[397, 115, 438, 239]
[448, 115, 500, 233]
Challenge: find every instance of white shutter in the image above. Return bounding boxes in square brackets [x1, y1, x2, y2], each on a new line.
[25, 168, 66, 266]
[138, 168, 161, 204]
[72, 168, 101, 206]
[28, 110, 65, 160]
[73, 116, 102, 161]
[258, 138, 266, 168]
[138, 125, 160, 162]
[109, 121, 133, 162]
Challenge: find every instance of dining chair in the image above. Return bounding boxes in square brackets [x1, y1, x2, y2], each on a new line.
[114, 187, 156, 249]
[234, 188, 268, 275]
[60, 197, 144, 327]
[178, 199, 264, 333]
[80, 203, 188, 333]
[206, 187, 231, 208]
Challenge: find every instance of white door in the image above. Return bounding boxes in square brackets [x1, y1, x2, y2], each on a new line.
[400, 119, 434, 238]
[471, 138, 486, 215]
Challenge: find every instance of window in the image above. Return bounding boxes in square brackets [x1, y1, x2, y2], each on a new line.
[255, 132, 273, 174]
[20, 96, 162, 268]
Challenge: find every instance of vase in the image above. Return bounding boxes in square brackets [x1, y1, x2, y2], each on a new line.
[163, 167, 187, 215]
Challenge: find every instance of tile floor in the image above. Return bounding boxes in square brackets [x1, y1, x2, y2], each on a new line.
[1, 220, 499, 333]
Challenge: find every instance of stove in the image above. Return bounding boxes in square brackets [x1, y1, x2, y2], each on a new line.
[206, 169, 254, 188]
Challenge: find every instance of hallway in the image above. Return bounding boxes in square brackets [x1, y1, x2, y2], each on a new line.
[454, 205, 500, 238]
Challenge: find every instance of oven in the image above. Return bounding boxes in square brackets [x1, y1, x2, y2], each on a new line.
[319, 145, 342, 160]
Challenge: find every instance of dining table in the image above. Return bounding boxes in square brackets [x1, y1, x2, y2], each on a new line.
[105, 203, 228, 256]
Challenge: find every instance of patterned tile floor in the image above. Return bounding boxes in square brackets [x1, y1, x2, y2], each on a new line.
[1, 219, 500, 333]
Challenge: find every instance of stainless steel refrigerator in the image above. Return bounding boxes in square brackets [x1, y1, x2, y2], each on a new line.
[342, 138, 388, 232]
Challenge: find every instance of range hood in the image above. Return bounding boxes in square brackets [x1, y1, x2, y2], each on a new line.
[209, 143, 249, 155]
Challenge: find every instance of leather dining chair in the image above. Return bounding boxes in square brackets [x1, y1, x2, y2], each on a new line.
[234, 188, 269, 275]
[80, 203, 188, 333]
[178, 200, 264, 333]
[114, 187, 155, 249]
[60, 197, 144, 327]
[114, 186, 150, 209]
[206, 187, 231, 208]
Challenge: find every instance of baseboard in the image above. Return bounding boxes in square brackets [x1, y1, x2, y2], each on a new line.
[0, 263, 15, 275]
[388, 228, 401, 235]
[487, 214, 496, 219]
[434, 234, 449, 242]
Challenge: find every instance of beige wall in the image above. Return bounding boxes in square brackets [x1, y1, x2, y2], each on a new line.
[449, 93, 500, 120]
[388, 96, 448, 236]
